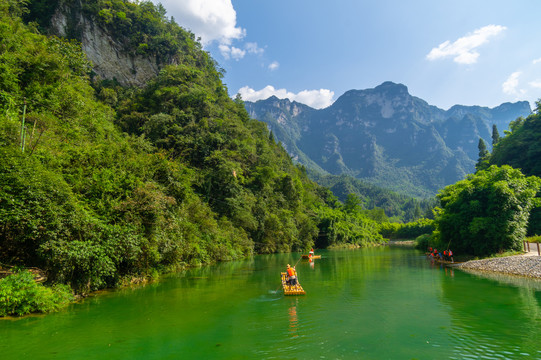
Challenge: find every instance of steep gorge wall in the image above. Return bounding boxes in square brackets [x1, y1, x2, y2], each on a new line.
[49, 2, 160, 87]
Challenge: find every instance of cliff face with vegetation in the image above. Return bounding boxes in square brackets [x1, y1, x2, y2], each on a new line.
[49, 2, 161, 86]
[28, 0, 177, 86]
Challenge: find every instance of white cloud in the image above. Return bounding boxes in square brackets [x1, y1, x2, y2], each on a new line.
[245, 42, 264, 55]
[219, 45, 246, 60]
[533, 58, 541, 65]
[220, 42, 264, 60]
[230, 47, 246, 60]
[268, 61, 280, 71]
[155, 0, 245, 46]
[426, 25, 506, 64]
[529, 80, 541, 89]
[502, 71, 523, 95]
[238, 85, 335, 109]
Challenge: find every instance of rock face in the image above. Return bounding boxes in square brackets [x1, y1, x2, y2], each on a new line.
[49, 2, 161, 87]
[245, 82, 531, 197]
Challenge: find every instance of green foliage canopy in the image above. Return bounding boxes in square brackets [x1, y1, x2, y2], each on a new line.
[0, 270, 73, 317]
[434, 165, 541, 256]
[489, 107, 541, 235]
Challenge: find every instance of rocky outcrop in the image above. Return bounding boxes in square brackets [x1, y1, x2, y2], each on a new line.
[49, 3, 160, 87]
[459, 255, 541, 279]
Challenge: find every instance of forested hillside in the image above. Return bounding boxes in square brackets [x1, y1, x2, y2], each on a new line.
[486, 108, 541, 235]
[0, 0, 384, 300]
[308, 171, 436, 222]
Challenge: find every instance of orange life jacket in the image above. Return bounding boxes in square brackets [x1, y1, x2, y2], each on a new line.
[287, 268, 295, 277]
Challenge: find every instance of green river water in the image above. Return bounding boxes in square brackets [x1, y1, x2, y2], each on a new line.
[1, 246, 541, 359]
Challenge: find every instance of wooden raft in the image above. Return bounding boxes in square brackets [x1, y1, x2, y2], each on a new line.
[281, 272, 306, 295]
[301, 254, 321, 259]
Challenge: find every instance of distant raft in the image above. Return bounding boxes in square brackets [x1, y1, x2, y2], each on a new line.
[281, 272, 306, 295]
[301, 254, 321, 259]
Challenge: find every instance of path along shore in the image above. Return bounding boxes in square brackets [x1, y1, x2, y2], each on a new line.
[457, 243, 541, 279]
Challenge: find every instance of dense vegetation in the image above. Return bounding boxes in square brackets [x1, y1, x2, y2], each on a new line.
[309, 171, 436, 223]
[490, 113, 541, 175]
[479, 106, 541, 235]
[423, 106, 541, 255]
[0, 0, 385, 315]
[378, 219, 434, 240]
[0, 269, 73, 316]
[430, 165, 540, 256]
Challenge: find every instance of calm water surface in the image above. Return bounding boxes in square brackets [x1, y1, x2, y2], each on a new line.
[1, 246, 541, 359]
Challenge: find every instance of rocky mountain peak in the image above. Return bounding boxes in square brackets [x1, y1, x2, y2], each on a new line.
[330, 82, 414, 120]
[374, 81, 410, 95]
[245, 83, 531, 197]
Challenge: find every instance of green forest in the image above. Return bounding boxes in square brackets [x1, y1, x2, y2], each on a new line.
[425, 108, 541, 256]
[1, 0, 540, 317]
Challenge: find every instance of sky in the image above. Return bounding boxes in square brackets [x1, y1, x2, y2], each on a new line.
[152, 0, 541, 111]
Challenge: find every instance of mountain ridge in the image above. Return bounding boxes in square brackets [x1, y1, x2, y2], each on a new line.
[245, 82, 531, 197]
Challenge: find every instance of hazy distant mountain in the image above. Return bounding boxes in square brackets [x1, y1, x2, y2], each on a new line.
[245, 82, 531, 198]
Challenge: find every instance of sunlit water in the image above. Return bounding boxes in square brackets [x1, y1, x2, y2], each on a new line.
[1, 246, 541, 359]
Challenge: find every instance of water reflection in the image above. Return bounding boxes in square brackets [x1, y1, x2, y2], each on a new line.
[444, 266, 454, 277]
[441, 269, 541, 358]
[288, 298, 298, 338]
[459, 267, 541, 291]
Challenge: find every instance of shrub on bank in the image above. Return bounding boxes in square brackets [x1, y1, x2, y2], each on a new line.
[379, 219, 434, 239]
[0, 270, 74, 317]
[414, 234, 431, 250]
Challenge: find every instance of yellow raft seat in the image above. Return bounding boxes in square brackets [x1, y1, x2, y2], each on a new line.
[281, 272, 306, 295]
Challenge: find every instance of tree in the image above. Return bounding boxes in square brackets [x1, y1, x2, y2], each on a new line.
[434, 165, 541, 256]
[475, 138, 490, 171]
[489, 109, 541, 236]
[492, 124, 500, 145]
[343, 193, 362, 214]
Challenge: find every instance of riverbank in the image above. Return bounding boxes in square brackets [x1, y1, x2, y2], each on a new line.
[458, 254, 541, 279]
[387, 240, 415, 246]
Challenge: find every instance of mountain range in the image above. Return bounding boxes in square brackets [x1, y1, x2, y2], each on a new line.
[245, 82, 531, 198]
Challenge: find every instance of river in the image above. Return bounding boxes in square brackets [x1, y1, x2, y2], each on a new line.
[1, 246, 541, 359]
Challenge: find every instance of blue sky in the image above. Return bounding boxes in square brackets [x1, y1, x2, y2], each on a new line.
[153, 0, 541, 111]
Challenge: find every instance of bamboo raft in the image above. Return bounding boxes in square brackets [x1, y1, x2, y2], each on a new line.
[281, 272, 306, 295]
[426, 253, 456, 265]
[301, 254, 321, 259]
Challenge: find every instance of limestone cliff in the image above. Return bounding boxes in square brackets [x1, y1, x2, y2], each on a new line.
[48, 2, 163, 87]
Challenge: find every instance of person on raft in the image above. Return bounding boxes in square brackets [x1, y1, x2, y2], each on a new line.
[286, 264, 297, 286]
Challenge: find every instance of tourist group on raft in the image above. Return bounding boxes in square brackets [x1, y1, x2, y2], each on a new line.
[427, 247, 454, 263]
